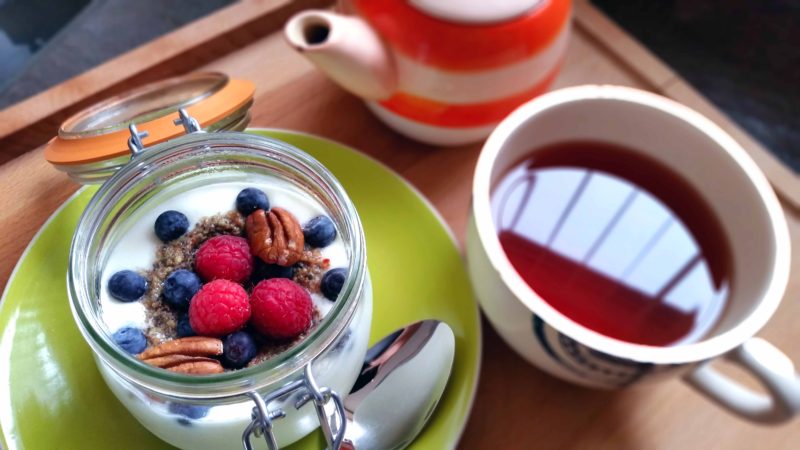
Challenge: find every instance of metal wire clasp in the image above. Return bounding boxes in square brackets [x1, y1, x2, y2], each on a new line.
[173, 108, 203, 134]
[127, 108, 204, 157]
[242, 365, 347, 450]
[127, 124, 149, 157]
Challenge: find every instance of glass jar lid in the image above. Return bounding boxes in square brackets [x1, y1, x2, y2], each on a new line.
[44, 72, 255, 183]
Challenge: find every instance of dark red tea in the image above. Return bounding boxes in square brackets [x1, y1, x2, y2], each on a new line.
[493, 141, 732, 346]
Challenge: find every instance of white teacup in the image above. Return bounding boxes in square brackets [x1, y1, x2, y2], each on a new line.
[466, 85, 800, 423]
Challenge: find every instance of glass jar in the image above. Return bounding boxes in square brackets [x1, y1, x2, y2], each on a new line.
[66, 130, 373, 449]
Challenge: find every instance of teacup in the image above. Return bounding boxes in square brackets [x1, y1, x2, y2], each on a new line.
[466, 85, 800, 423]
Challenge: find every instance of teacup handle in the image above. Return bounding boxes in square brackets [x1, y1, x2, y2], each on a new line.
[685, 338, 800, 423]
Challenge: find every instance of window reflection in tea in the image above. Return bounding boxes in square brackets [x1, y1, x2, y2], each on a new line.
[492, 142, 732, 346]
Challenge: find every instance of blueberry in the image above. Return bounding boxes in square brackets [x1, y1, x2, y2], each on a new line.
[168, 403, 209, 426]
[236, 188, 270, 215]
[154, 210, 189, 242]
[303, 215, 337, 248]
[113, 327, 147, 354]
[108, 270, 148, 302]
[251, 259, 295, 283]
[176, 314, 195, 338]
[222, 331, 258, 369]
[321, 268, 347, 301]
[162, 269, 202, 310]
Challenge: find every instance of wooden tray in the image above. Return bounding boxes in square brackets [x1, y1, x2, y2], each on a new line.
[1, 1, 798, 448]
[1, 0, 796, 210]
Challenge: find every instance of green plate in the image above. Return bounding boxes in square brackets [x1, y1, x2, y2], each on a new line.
[0, 130, 481, 450]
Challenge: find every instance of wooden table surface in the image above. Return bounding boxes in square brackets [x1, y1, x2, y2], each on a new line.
[1, 3, 799, 449]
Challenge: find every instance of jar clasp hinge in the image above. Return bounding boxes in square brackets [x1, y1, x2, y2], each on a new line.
[127, 108, 204, 157]
[242, 364, 347, 450]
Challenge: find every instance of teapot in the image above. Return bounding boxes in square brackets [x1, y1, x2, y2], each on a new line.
[285, 0, 571, 145]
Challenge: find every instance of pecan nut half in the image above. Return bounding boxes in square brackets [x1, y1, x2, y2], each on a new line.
[140, 354, 218, 369]
[138, 336, 223, 360]
[167, 360, 224, 375]
[138, 337, 225, 375]
[246, 207, 305, 267]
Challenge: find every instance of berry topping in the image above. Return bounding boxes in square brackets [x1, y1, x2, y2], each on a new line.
[154, 210, 190, 242]
[108, 270, 148, 302]
[303, 215, 337, 248]
[189, 279, 251, 337]
[251, 259, 296, 283]
[250, 278, 312, 339]
[113, 327, 147, 354]
[194, 235, 253, 283]
[163, 269, 202, 310]
[236, 188, 270, 215]
[321, 268, 347, 301]
[176, 314, 196, 338]
[222, 331, 258, 369]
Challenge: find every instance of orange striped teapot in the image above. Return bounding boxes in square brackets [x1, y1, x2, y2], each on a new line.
[285, 0, 571, 145]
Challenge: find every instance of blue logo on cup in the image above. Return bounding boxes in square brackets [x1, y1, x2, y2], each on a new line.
[532, 315, 655, 388]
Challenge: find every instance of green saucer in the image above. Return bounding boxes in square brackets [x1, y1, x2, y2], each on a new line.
[0, 129, 481, 450]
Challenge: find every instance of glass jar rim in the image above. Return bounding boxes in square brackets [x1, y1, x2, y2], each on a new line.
[67, 131, 367, 398]
[60, 72, 229, 139]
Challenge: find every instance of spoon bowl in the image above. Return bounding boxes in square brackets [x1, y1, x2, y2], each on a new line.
[342, 320, 455, 449]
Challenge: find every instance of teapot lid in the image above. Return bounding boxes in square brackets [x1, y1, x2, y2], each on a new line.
[409, 0, 544, 23]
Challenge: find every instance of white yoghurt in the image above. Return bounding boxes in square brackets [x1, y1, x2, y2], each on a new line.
[100, 173, 349, 335]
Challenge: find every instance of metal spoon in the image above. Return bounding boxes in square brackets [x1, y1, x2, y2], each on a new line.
[341, 320, 456, 450]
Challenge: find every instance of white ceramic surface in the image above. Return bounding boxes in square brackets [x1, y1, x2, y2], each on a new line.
[365, 102, 496, 146]
[409, 0, 542, 24]
[391, 27, 568, 105]
[284, 10, 397, 101]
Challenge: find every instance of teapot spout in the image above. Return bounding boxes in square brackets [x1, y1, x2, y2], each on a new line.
[284, 10, 396, 100]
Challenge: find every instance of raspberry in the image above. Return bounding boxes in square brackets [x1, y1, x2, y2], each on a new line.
[194, 235, 253, 283]
[189, 279, 251, 337]
[250, 278, 312, 339]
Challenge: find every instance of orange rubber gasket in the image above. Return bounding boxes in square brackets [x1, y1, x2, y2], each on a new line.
[44, 79, 256, 165]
